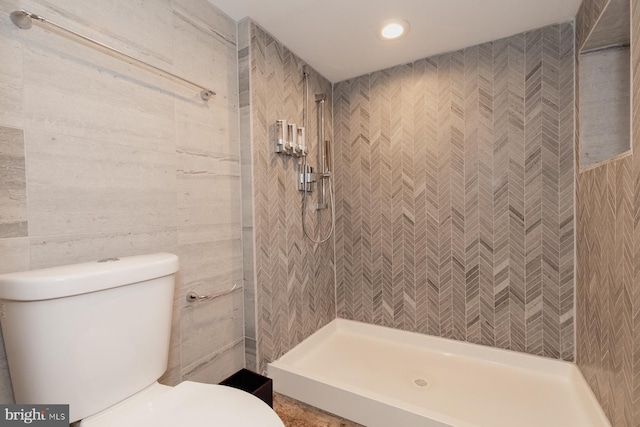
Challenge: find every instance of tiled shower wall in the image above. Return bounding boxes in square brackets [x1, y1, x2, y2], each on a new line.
[239, 21, 336, 373]
[334, 23, 575, 360]
[0, 0, 243, 401]
[575, 0, 640, 425]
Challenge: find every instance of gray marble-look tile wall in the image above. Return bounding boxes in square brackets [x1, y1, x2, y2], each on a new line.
[239, 20, 336, 373]
[0, 127, 27, 239]
[334, 22, 575, 361]
[0, 0, 242, 402]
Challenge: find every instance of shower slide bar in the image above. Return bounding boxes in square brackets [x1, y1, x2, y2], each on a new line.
[9, 9, 216, 101]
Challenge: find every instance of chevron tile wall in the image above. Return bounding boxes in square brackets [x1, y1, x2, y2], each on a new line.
[334, 22, 575, 361]
[575, 0, 640, 425]
[240, 21, 336, 374]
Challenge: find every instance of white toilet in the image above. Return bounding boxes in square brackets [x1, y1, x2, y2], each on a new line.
[0, 253, 284, 426]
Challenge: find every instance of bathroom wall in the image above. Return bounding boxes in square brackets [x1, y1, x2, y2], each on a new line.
[0, 0, 242, 402]
[333, 23, 575, 360]
[239, 20, 336, 373]
[575, 0, 640, 424]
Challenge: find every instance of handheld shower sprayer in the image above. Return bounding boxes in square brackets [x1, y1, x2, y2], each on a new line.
[300, 67, 335, 243]
[315, 93, 330, 210]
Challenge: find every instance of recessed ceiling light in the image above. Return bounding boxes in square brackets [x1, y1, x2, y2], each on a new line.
[378, 19, 410, 41]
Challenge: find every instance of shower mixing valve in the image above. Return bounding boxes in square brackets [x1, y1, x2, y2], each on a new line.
[298, 164, 316, 192]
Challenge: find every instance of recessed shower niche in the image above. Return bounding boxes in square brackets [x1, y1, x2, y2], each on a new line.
[578, 0, 631, 169]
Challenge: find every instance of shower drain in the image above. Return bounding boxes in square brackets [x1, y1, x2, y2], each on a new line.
[413, 378, 429, 388]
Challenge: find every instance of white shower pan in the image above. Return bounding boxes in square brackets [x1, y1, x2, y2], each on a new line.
[268, 319, 610, 427]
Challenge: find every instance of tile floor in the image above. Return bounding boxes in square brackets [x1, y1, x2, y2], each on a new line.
[273, 393, 364, 427]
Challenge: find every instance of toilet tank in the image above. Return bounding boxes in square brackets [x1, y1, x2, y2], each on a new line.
[0, 253, 179, 423]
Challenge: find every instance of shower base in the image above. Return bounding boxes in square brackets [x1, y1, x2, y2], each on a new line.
[268, 319, 610, 427]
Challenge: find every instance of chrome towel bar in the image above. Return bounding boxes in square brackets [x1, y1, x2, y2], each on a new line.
[10, 9, 216, 101]
[186, 284, 238, 304]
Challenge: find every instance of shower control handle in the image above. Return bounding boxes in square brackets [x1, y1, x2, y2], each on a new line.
[299, 164, 316, 192]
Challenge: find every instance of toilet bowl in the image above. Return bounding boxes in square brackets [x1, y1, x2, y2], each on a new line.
[0, 253, 284, 426]
[80, 382, 283, 427]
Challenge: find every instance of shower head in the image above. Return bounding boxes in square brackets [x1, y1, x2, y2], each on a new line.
[10, 10, 42, 29]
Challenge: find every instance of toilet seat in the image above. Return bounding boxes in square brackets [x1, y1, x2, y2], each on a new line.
[79, 381, 284, 427]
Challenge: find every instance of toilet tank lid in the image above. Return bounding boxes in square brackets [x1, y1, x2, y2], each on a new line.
[0, 253, 178, 301]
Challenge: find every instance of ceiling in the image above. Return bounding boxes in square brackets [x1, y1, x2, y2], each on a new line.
[208, 0, 582, 82]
